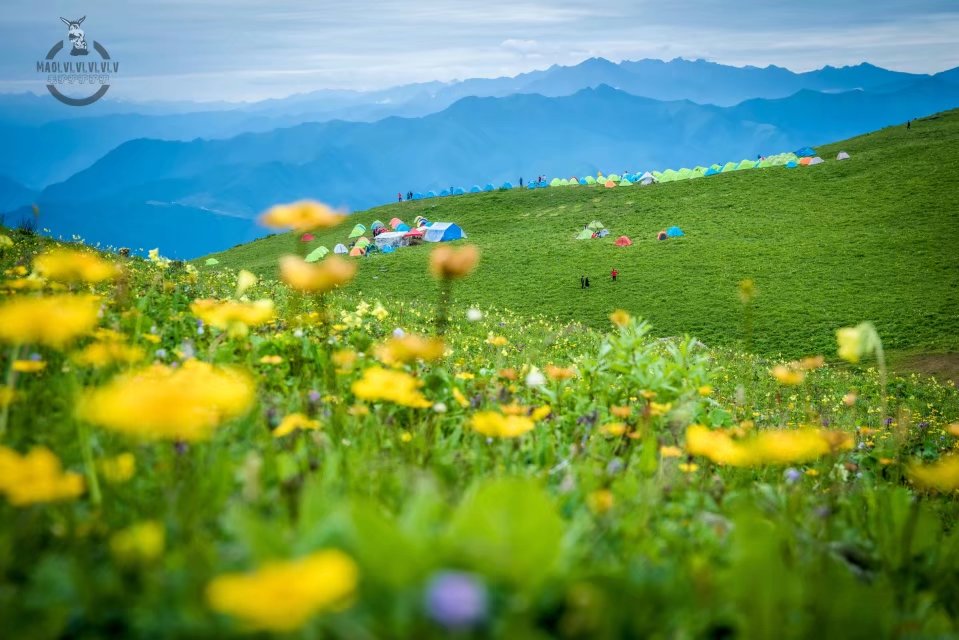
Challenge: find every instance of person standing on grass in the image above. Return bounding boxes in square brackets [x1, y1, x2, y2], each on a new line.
[907, 120, 911, 130]
[611, 268, 618, 282]
[397, 192, 403, 202]
[584, 276, 590, 289]
[580, 275, 585, 289]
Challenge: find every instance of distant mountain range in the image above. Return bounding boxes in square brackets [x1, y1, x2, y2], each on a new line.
[2, 57, 958, 257]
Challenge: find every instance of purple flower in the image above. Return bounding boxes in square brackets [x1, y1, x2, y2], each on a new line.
[424, 571, 488, 630]
[784, 468, 802, 484]
[308, 389, 321, 404]
[885, 417, 894, 426]
[393, 328, 406, 338]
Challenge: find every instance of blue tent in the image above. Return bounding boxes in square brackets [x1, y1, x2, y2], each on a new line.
[795, 146, 816, 157]
[785, 161, 798, 169]
[527, 183, 536, 190]
[396, 223, 411, 232]
[423, 222, 466, 243]
[453, 187, 466, 196]
[426, 191, 437, 198]
[537, 181, 548, 188]
[501, 181, 513, 189]
[470, 185, 482, 193]
[666, 226, 685, 238]
[579, 178, 589, 185]
[413, 192, 423, 200]
[381, 245, 395, 254]
[483, 183, 495, 192]
[704, 168, 720, 176]
[439, 189, 450, 197]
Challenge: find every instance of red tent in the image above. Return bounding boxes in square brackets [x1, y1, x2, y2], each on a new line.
[403, 228, 425, 238]
[300, 233, 315, 242]
[614, 235, 632, 247]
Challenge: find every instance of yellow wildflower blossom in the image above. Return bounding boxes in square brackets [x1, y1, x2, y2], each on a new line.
[12, 359, 45, 373]
[0, 294, 99, 348]
[587, 489, 614, 514]
[609, 309, 631, 327]
[351, 367, 431, 408]
[908, 457, 959, 492]
[280, 256, 356, 294]
[429, 244, 480, 279]
[375, 334, 445, 365]
[660, 445, 683, 458]
[110, 521, 165, 565]
[72, 341, 145, 368]
[274, 413, 320, 438]
[771, 364, 805, 385]
[191, 299, 275, 336]
[470, 411, 535, 438]
[99, 452, 136, 483]
[0, 446, 85, 506]
[259, 200, 345, 231]
[33, 248, 119, 283]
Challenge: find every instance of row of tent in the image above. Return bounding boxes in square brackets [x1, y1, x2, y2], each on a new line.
[301, 217, 467, 261]
[575, 221, 684, 243]
[405, 147, 852, 200]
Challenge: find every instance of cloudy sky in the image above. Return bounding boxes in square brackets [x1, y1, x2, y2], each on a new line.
[3, 0, 959, 102]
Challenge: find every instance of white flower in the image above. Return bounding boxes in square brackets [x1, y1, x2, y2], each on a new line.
[467, 308, 483, 322]
[433, 402, 448, 414]
[392, 328, 406, 338]
[526, 367, 546, 388]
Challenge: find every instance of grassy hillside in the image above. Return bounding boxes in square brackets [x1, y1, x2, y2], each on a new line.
[208, 109, 959, 358]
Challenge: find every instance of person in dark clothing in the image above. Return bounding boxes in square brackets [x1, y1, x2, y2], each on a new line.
[907, 120, 912, 129]
[580, 275, 585, 289]
[397, 192, 403, 202]
[519, 177, 524, 187]
[611, 268, 618, 282]
[584, 276, 590, 289]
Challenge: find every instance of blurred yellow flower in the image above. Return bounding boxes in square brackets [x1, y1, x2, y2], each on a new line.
[76, 361, 255, 441]
[12, 359, 46, 373]
[600, 422, 627, 436]
[799, 356, 825, 370]
[274, 413, 320, 438]
[530, 405, 552, 422]
[485, 334, 508, 347]
[0, 234, 12, 248]
[259, 200, 345, 231]
[72, 341, 145, 368]
[0, 446, 85, 506]
[697, 385, 714, 396]
[259, 355, 283, 365]
[191, 299, 275, 336]
[737, 279, 756, 304]
[948, 423, 959, 437]
[351, 367, 431, 408]
[678, 462, 699, 473]
[399, 431, 413, 443]
[649, 402, 672, 417]
[470, 411, 535, 438]
[908, 457, 959, 491]
[110, 521, 165, 565]
[429, 244, 480, 279]
[610, 405, 631, 419]
[0, 294, 100, 348]
[99, 452, 136, 483]
[660, 445, 683, 458]
[375, 334, 445, 365]
[280, 256, 356, 294]
[235, 270, 257, 298]
[545, 364, 576, 381]
[587, 489, 614, 514]
[609, 309, 631, 327]
[451, 387, 469, 408]
[33, 248, 119, 283]
[685, 424, 852, 467]
[0, 386, 15, 407]
[206, 550, 358, 632]
[771, 364, 805, 385]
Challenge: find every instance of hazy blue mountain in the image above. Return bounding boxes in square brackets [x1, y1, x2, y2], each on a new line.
[0, 175, 36, 215]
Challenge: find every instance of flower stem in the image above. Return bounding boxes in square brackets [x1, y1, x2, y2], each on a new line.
[76, 420, 101, 507]
[0, 345, 22, 438]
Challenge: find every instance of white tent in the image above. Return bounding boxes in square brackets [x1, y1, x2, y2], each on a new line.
[423, 222, 466, 243]
[809, 157, 824, 165]
[638, 171, 656, 186]
[373, 231, 408, 250]
[333, 243, 348, 255]
[837, 151, 850, 160]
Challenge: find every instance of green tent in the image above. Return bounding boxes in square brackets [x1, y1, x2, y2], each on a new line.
[305, 246, 329, 263]
[710, 164, 722, 171]
[355, 237, 371, 249]
[587, 220, 605, 231]
[204, 258, 219, 266]
[348, 224, 366, 239]
[677, 168, 694, 179]
[550, 177, 563, 187]
[652, 171, 663, 179]
[737, 159, 756, 170]
[693, 166, 707, 173]
[576, 229, 594, 240]
[721, 162, 738, 172]
[584, 176, 597, 185]
[607, 174, 621, 183]
[618, 178, 633, 186]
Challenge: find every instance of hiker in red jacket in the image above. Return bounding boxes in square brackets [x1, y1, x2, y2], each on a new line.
[611, 268, 619, 282]
[397, 192, 403, 202]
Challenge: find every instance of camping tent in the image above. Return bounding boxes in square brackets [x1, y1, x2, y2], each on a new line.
[604, 180, 616, 188]
[587, 221, 605, 231]
[799, 157, 812, 166]
[579, 178, 589, 185]
[618, 178, 632, 186]
[426, 191, 437, 198]
[575, 229, 594, 240]
[596, 229, 610, 238]
[348, 224, 366, 239]
[374, 231, 408, 250]
[614, 236, 632, 247]
[349, 246, 366, 257]
[439, 189, 450, 197]
[389, 218, 404, 229]
[470, 185, 481, 193]
[484, 184, 495, 192]
[785, 161, 798, 169]
[736, 160, 756, 170]
[837, 151, 850, 161]
[424, 222, 466, 243]
[656, 230, 668, 241]
[795, 146, 816, 157]
[300, 233, 315, 242]
[666, 226, 684, 238]
[501, 182, 513, 190]
[334, 243, 348, 254]
[305, 246, 330, 263]
[809, 157, 824, 165]
[204, 258, 219, 266]
[355, 237, 372, 249]
[550, 177, 563, 187]
[370, 220, 385, 230]
[639, 171, 656, 185]
[404, 228, 425, 238]
[704, 168, 720, 176]
[396, 223, 411, 232]
[381, 245, 395, 254]
[721, 162, 737, 172]
[413, 193, 423, 200]
[453, 187, 465, 195]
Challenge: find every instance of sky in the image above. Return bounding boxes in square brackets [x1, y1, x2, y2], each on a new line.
[2, 0, 959, 102]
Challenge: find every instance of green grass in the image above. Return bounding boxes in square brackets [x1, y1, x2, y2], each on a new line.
[208, 109, 959, 360]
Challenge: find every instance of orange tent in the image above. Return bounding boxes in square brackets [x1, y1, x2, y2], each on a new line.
[604, 180, 616, 188]
[614, 236, 632, 247]
[799, 157, 813, 166]
[349, 246, 366, 257]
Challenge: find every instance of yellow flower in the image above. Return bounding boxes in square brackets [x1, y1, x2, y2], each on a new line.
[191, 299, 275, 336]
[259, 200, 345, 232]
[697, 385, 714, 396]
[280, 256, 356, 294]
[660, 445, 683, 458]
[76, 361, 255, 441]
[530, 405, 552, 422]
[587, 489, 614, 514]
[545, 364, 576, 381]
[375, 334, 445, 365]
[843, 392, 858, 406]
[0, 386, 15, 407]
[649, 402, 672, 417]
[685, 424, 853, 467]
[771, 364, 805, 385]
[274, 413, 320, 438]
[142, 333, 161, 344]
[455, 372, 475, 380]
[0, 234, 12, 249]
[485, 334, 508, 347]
[332, 349, 358, 373]
[206, 550, 358, 632]
[72, 341, 145, 368]
[836, 324, 880, 363]
[33, 248, 119, 283]
[610, 405, 631, 419]
[609, 309, 631, 327]
[908, 457, 959, 491]
[12, 359, 46, 373]
[351, 367, 431, 408]
[110, 521, 165, 565]
[799, 356, 825, 370]
[947, 423, 959, 437]
[399, 431, 413, 443]
[428, 244, 480, 279]
[235, 270, 257, 298]
[0, 294, 100, 348]
[737, 279, 756, 304]
[678, 462, 699, 473]
[470, 411, 535, 438]
[99, 452, 136, 483]
[452, 387, 469, 408]
[0, 446, 85, 506]
[600, 422, 627, 437]
[348, 404, 369, 417]
[259, 355, 283, 365]
[371, 303, 389, 321]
